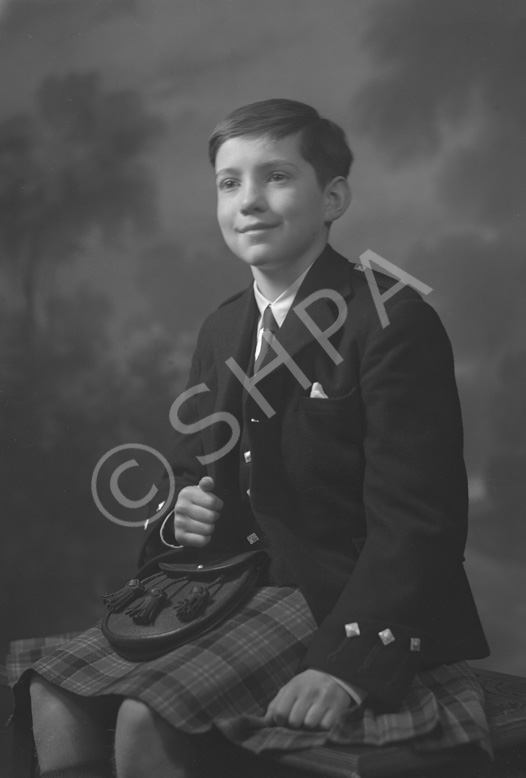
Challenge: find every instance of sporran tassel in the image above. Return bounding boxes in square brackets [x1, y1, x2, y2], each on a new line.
[175, 576, 225, 622]
[176, 585, 211, 622]
[127, 587, 167, 625]
[102, 579, 145, 612]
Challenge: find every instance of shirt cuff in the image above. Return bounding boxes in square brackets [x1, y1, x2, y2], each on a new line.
[328, 675, 368, 707]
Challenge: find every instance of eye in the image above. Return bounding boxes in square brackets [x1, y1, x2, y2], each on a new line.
[218, 178, 238, 191]
[268, 171, 288, 183]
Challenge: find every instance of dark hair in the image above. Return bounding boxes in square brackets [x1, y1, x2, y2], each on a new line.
[208, 98, 353, 187]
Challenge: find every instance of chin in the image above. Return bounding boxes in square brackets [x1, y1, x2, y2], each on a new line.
[236, 246, 279, 268]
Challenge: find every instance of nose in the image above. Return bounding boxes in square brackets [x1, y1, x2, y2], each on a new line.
[240, 181, 266, 215]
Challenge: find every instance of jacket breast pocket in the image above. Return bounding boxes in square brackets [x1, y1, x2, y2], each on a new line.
[296, 387, 363, 442]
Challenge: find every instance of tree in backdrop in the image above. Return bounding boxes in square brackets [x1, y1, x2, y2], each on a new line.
[0, 71, 162, 337]
[0, 73, 187, 654]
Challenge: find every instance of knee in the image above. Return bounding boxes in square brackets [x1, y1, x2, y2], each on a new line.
[115, 699, 195, 777]
[29, 674, 64, 722]
[115, 699, 160, 772]
[116, 698, 157, 740]
[29, 675, 110, 771]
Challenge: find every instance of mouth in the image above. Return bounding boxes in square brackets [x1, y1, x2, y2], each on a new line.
[237, 223, 278, 234]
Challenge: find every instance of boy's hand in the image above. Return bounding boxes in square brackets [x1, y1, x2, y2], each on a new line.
[264, 669, 351, 730]
[173, 476, 223, 547]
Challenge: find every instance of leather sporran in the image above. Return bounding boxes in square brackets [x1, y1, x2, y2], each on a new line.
[101, 547, 268, 661]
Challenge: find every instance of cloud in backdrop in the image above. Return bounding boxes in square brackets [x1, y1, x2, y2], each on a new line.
[1, 0, 525, 671]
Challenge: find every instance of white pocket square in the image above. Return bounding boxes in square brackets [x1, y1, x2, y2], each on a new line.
[310, 381, 328, 399]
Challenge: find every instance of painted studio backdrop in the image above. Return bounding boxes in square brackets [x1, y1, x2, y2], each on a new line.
[1, 0, 525, 676]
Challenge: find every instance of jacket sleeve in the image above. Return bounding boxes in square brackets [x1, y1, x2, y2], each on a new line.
[301, 297, 469, 710]
[138, 323, 211, 566]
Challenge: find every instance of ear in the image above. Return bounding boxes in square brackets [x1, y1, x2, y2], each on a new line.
[323, 177, 351, 223]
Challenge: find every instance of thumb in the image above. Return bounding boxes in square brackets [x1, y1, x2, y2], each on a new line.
[198, 476, 215, 493]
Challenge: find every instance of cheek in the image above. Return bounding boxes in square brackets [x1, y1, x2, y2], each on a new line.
[217, 203, 233, 232]
[276, 192, 314, 224]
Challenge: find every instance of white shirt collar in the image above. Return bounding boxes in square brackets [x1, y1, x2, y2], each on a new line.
[253, 262, 314, 328]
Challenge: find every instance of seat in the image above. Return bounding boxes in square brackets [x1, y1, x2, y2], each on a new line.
[2, 665, 526, 777]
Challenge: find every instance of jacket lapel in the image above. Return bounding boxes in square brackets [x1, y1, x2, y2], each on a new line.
[205, 246, 355, 477]
[256, 245, 354, 380]
[205, 284, 257, 486]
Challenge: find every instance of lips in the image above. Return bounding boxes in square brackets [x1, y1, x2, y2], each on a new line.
[238, 223, 278, 233]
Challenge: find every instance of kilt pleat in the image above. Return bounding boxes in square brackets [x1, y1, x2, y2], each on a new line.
[7, 586, 491, 757]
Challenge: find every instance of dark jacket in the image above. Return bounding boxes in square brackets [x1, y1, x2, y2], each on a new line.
[140, 244, 489, 710]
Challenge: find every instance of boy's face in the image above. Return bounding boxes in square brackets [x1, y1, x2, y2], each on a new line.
[214, 133, 336, 280]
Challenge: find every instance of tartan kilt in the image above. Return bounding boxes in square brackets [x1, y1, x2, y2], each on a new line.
[7, 585, 491, 757]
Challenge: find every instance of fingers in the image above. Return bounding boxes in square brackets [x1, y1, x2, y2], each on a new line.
[180, 502, 220, 524]
[175, 532, 213, 548]
[177, 480, 223, 514]
[319, 708, 337, 730]
[264, 670, 351, 731]
[198, 476, 216, 493]
[290, 697, 326, 730]
[266, 690, 326, 730]
[173, 479, 223, 547]
[196, 478, 224, 510]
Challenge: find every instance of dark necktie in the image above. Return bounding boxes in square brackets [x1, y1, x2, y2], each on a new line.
[254, 305, 279, 373]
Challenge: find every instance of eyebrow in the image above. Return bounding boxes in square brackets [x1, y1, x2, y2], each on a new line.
[215, 159, 300, 178]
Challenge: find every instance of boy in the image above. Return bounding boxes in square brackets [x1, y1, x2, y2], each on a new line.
[25, 99, 489, 778]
